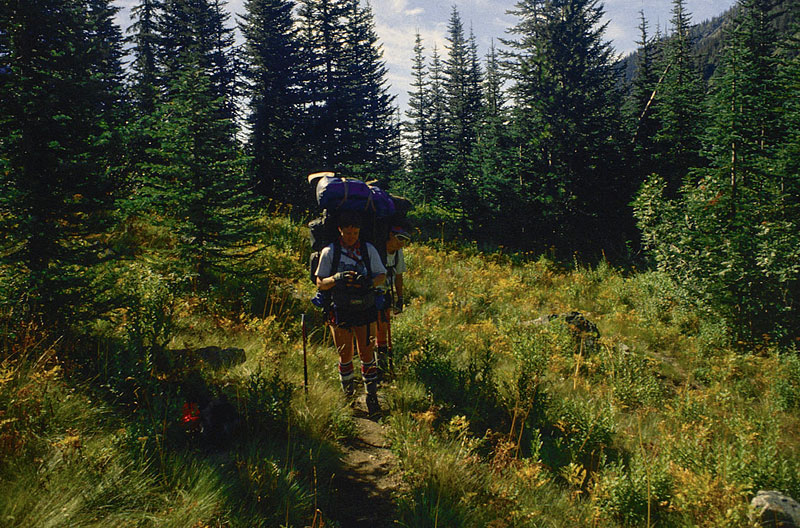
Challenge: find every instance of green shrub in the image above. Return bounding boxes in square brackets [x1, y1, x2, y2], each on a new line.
[594, 457, 674, 526]
[775, 352, 800, 411]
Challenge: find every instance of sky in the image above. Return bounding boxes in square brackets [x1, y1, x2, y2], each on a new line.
[114, 0, 738, 112]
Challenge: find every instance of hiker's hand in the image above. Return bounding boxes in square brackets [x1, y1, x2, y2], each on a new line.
[394, 296, 404, 314]
[357, 274, 372, 289]
[332, 271, 351, 284]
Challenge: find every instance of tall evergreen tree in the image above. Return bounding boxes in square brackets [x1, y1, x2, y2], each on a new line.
[442, 7, 483, 208]
[297, 0, 348, 166]
[471, 41, 520, 243]
[297, 0, 398, 181]
[337, 0, 400, 182]
[636, 0, 797, 342]
[653, 0, 707, 196]
[627, 10, 662, 163]
[157, 0, 237, 129]
[504, 0, 624, 254]
[0, 0, 126, 320]
[128, 0, 162, 113]
[239, 0, 307, 205]
[426, 45, 450, 204]
[405, 32, 431, 183]
[134, 0, 256, 286]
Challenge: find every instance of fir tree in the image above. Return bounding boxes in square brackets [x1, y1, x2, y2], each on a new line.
[635, 0, 797, 343]
[296, 0, 349, 166]
[653, 0, 707, 196]
[426, 45, 450, 204]
[239, 0, 307, 205]
[505, 0, 624, 254]
[627, 10, 662, 162]
[337, 0, 400, 182]
[0, 0, 126, 320]
[404, 32, 431, 185]
[128, 0, 162, 113]
[471, 41, 520, 243]
[135, 0, 257, 287]
[442, 6, 483, 209]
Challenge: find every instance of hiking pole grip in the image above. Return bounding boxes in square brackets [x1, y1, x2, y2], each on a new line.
[302, 313, 309, 397]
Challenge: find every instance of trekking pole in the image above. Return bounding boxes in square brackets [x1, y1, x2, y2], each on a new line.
[302, 313, 309, 398]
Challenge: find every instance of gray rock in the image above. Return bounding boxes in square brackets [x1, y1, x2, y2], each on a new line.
[751, 490, 800, 528]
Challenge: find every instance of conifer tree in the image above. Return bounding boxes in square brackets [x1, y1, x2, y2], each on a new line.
[297, 0, 348, 166]
[653, 0, 707, 196]
[442, 7, 483, 208]
[405, 32, 431, 183]
[135, 0, 256, 286]
[128, 0, 162, 113]
[239, 0, 307, 205]
[337, 0, 400, 182]
[425, 45, 450, 204]
[627, 11, 662, 165]
[145, 65, 255, 285]
[505, 0, 624, 253]
[471, 42, 520, 243]
[636, 0, 797, 342]
[0, 0, 126, 320]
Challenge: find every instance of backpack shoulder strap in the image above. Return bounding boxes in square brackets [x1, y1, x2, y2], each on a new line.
[363, 241, 372, 279]
[331, 241, 342, 274]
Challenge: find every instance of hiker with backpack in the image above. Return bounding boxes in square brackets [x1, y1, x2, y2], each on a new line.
[376, 225, 410, 379]
[315, 210, 386, 414]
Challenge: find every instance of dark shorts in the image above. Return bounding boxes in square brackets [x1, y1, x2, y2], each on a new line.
[327, 306, 378, 329]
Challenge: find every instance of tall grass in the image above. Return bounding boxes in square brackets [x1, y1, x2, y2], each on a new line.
[385, 244, 800, 526]
[4, 214, 800, 527]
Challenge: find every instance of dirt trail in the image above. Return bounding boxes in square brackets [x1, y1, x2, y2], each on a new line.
[327, 395, 402, 528]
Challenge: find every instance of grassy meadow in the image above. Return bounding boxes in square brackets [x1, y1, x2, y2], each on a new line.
[2, 212, 799, 527]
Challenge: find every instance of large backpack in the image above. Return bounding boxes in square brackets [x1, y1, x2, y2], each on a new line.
[307, 172, 413, 284]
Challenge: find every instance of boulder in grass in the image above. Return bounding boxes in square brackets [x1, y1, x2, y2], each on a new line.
[751, 490, 800, 528]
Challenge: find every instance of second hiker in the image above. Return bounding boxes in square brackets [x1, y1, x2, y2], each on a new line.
[376, 225, 410, 380]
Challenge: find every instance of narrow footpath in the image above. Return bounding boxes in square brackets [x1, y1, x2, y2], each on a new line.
[328, 395, 402, 527]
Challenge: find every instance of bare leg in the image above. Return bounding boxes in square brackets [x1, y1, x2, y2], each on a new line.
[332, 326, 356, 397]
[353, 323, 380, 414]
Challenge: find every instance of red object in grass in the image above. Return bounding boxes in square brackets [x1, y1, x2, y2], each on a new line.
[182, 402, 200, 424]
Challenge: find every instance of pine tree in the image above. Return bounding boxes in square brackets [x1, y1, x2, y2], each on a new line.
[504, 0, 624, 254]
[653, 0, 707, 196]
[627, 10, 663, 164]
[128, 0, 162, 113]
[337, 0, 400, 182]
[239, 0, 307, 205]
[0, 0, 126, 320]
[135, 0, 257, 287]
[635, 0, 797, 343]
[442, 7, 483, 210]
[426, 45, 450, 204]
[297, 0, 399, 182]
[404, 32, 431, 184]
[297, 0, 349, 166]
[471, 41, 520, 243]
[143, 65, 256, 286]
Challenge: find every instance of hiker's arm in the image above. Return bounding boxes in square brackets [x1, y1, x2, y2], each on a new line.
[317, 272, 348, 291]
[394, 273, 403, 298]
[372, 273, 386, 288]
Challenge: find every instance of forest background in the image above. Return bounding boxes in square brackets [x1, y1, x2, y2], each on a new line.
[1, 0, 800, 525]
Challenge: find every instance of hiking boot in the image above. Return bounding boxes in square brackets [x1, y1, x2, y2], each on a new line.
[341, 378, 355, 400]
[365, 393, 381, 416]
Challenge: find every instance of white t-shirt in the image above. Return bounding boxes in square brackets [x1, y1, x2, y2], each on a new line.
[385, 249, 406, 287]
[315, 241, 386, 279]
